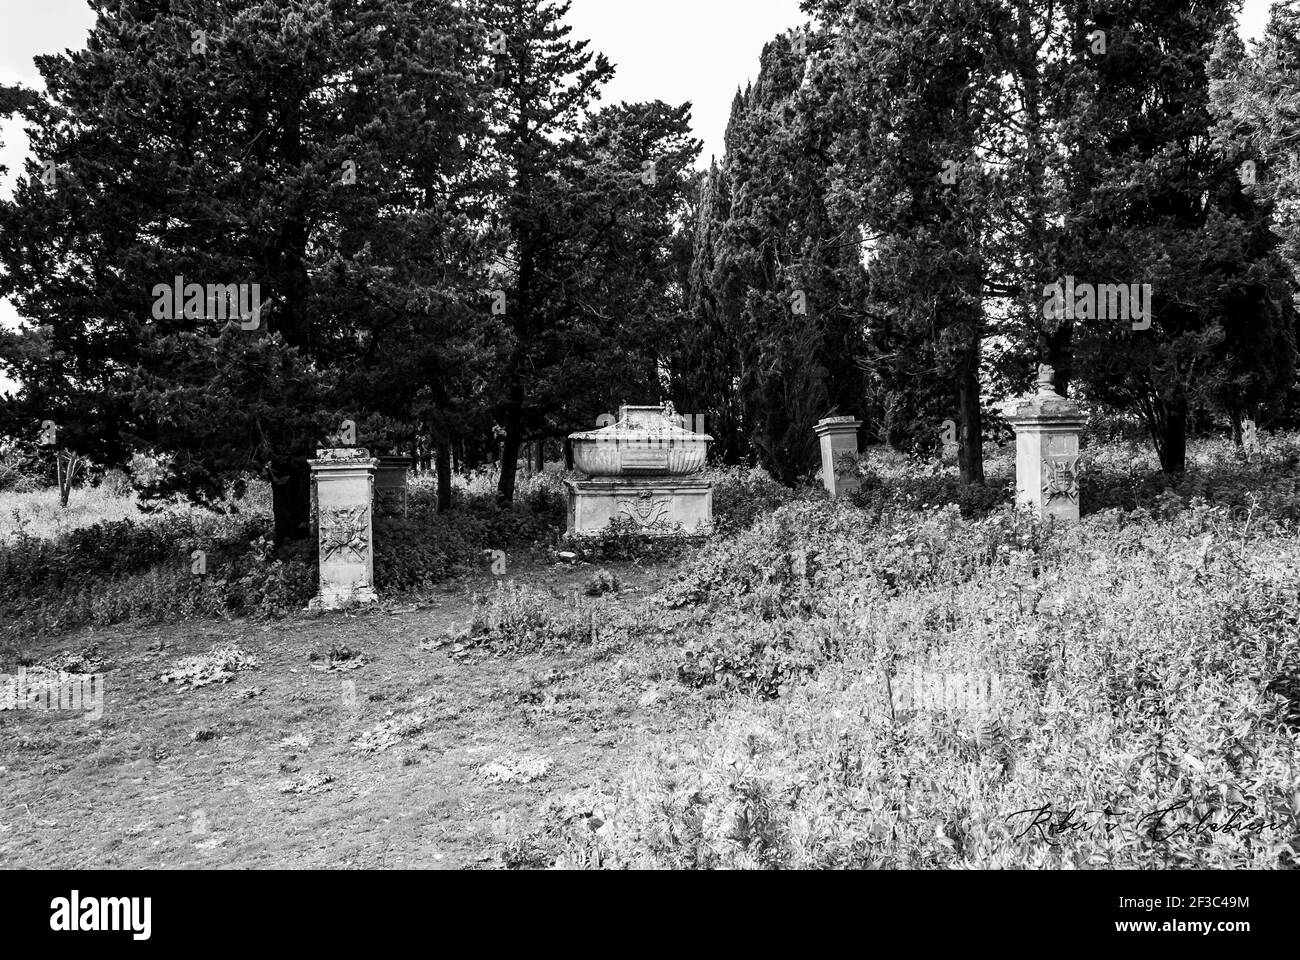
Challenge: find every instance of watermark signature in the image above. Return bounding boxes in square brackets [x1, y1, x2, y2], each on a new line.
[0, 667, 104, 720]
[1006, 799, 1290, 845]
[151, 275, 261, 329]
[1043, 275, 1152, 331]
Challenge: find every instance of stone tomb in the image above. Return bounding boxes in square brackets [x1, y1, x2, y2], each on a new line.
[565, 405, 713, 536]
[309, 447, 379, 610]
[1000, 365, 1084, 522]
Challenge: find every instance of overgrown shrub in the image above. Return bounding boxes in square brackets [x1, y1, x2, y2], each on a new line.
[457, 582, 608, 655]
[533, 487, 1300, 869]
[0, 515, 311, 655]
[584, 569, 621, 597]
[562, 518, 704, 564]
[0, 441, 43, 492]
[677, 613, 844, 698]
[708, 466, 806, 534]
[374, 512, 487, 592]
[97, 468, 132, 498]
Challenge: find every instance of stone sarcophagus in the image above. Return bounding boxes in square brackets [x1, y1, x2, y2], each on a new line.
[1000, 365, 1084, 523]
[566, 405, 713, 536]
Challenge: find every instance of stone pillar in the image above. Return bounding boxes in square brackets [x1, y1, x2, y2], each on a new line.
[1000, 365, 1084, 522]
[814, 417, 862, 497]
[309, 448, 379, 610]
[374, 455, 412, 517]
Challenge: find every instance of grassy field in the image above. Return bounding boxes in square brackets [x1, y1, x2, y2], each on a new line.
[1, 434, 1298, 868]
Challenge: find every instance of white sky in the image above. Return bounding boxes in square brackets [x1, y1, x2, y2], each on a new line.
[0, 0, 1277, 394]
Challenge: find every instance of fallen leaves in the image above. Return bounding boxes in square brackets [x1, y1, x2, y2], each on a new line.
[480, 753, 553, 785]
[159, 645, 259, 689]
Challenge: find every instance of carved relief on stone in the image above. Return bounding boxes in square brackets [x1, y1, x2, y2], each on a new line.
[375, 488, 407, 516]
[1041, 455, 1080, 504]
[319, 506, 371, 563]
[617, 490, 672, 530]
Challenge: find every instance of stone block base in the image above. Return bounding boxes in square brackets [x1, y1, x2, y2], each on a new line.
[565, 478, 712, 537]
[309, 586, 378, 612]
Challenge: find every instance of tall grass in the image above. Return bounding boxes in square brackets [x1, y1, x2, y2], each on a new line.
[526, 435, 1300, 869]
[0, 481, 270, 544]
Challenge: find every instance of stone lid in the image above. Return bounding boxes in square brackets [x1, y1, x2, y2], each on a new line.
[314, 447, 372, 460]
[569, 404, 713, 442]
[814, 416, 861, 434]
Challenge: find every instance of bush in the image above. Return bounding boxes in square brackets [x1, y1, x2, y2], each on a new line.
[128, 452, 170, 489]
[458, 582, 607, 655]
[546, 531, 1300, 869]
[0, 442, 43, 493]
[0, 515, 310, 655]
[665, 499, 1010, 615]
[98, 468, 132, 498]
[374, 512, 487, 592]
[708, 466, 806, 534]
[530, 448, 1300, 869]
[562, 518, 704, 564]
[584, 569, 621, 597]
[676, 613, 841, 698]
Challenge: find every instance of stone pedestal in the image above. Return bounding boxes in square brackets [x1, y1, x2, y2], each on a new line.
[374, 455, 412, 517]
[309, 448, 379, 610]
[1000, 366, 1084, 523]
[565, 478, 713, 537]
[814, 417, 862, 497]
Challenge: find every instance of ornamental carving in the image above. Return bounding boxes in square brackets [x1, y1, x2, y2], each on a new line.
[1042, 455, 1080, 504]
[375, 487, 407, 516]
[320, 506, 371, 563]
[617, 491, 671, 530]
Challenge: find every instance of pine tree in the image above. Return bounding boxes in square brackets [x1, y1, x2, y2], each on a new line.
[810, 0, 1004, 483]
[689, 28, 869, 485]
[1066, 0, 1295, 472]
[0, 0, 489, 539]
[1209, 6, 1300, 431]
[475, 0, 698, 503]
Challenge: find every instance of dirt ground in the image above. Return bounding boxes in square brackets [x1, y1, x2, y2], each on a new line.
[0, 558, 709, 869]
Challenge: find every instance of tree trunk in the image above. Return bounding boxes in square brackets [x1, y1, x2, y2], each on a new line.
[1156, 395, 1188, 474]
[1044, 326, 1073, 398]
[436, 442, 452, 512]
[497, 416, 523, 506]
[957, 350, 986, 485]
[272, 456, 312, 545]
[564, 437, 574, 470]
[496, 352, 527, 504]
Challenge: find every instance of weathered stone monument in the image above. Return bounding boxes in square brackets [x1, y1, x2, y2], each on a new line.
[309, 448, 379, 610]
[1000, 365, 1084, 522]
[814, 416, 862, 498]
[374, 455, 412, 517]
[565, 405, 713, 536]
